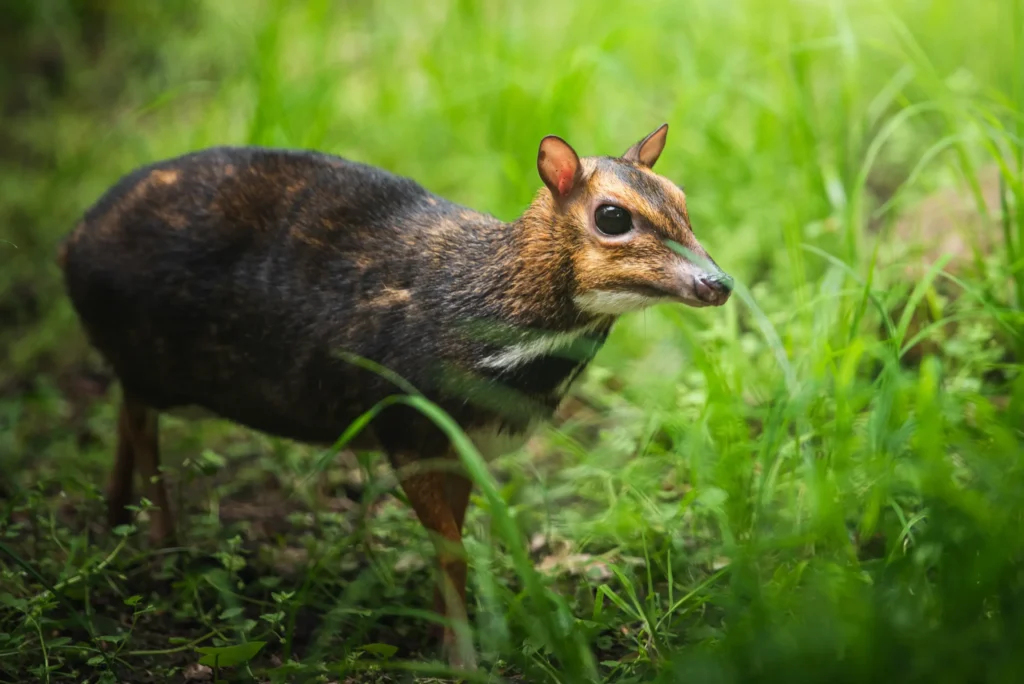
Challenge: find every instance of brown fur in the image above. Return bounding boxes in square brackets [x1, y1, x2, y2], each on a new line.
[516, 155, 717, 313]
[59, 124, 731, 668]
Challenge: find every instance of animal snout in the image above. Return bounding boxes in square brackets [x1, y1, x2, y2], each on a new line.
[693, 272, 733, 306]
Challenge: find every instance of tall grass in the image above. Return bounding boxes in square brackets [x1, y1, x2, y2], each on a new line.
[1, 0, 1022, 681]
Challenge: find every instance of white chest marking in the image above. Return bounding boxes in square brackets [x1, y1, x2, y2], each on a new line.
[476, 319, 609, 371]
[574, 290, 674, 316]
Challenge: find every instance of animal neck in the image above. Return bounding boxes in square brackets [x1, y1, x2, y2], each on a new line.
[426, 193, 615, 427]
[492, 191, 603, 331]
[446, 192, 615, 377]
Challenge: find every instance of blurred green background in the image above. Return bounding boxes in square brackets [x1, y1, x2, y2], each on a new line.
[1, 0, 1022, 682]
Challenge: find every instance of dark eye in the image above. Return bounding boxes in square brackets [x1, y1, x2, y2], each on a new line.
[594, 204, 633, 236]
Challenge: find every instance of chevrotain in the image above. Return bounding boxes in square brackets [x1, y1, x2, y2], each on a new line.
[58, 123, 733, 667]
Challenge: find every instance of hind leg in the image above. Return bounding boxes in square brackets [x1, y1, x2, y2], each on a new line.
[432, 468, 473, 614]
[434, 468, 474, 666]
[122, 394, 176, 546]
[106, 400, 137, 528]
[396, 459, 476, 669]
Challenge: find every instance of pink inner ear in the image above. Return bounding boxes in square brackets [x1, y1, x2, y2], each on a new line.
[556, 165, 573, 196]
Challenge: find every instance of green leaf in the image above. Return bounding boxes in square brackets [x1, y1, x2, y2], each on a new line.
[196, 640, 266, 667]
[697, 487, 728, 511]
[220, 606, 245, 620]
[112, 524, 136, 537]
[200, 449, 228, 469]
[87, 655, 105, 666]
[0, 593, 26, 610]
[215, 552, 246, 573]
[124, 595, 143, 607]
[259, 611, 285, 625]
[96, 635, 125, 644]
[359, 643, 398, 660]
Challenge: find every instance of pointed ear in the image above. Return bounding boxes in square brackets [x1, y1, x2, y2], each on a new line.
[622, 123, 669, 168]
[538, 135, 582, 199]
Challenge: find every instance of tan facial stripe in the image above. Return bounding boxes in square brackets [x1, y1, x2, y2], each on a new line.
[656, 174, 688, 205]
[582, 159, 694, 244]
[586, 179, 660, 223]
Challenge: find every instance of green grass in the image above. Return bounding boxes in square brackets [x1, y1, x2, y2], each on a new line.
[2, 0, 1023, 681]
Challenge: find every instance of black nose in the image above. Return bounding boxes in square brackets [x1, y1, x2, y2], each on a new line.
[694, 272, 733, 305]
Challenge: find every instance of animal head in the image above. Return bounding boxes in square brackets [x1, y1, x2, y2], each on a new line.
[532, 123, 732, 316]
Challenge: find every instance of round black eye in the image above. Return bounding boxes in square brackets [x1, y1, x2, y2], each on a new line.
[594, 204, 633, 236]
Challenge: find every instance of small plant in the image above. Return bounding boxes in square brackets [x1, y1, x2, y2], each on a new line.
[1, 0, 1022, 682]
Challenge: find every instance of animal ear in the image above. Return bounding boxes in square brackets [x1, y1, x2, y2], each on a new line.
[623, 123, 669, 168]
[538, 135, 582, 199]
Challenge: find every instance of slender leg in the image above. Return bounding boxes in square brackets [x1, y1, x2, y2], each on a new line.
[397, 463, 476, 669]
[433, 470, 473, 616]
[448, 471, 474, 533]
[122, 396, 175, 546]
[107, 400, 136, 528]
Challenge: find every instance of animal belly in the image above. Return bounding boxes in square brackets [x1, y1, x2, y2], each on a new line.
[464, 422, 537, 461]
[163, 404, 221, 421]
[93, 327, 364, 445]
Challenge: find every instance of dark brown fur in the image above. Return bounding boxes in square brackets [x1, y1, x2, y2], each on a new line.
[60, 126, 730, 667]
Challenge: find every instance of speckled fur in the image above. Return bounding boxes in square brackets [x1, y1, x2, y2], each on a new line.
[60, 128, 730, 666]
[61, 146, 619, 454]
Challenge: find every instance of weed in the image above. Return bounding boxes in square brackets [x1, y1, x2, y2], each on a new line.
[1, 0, 1022, 682]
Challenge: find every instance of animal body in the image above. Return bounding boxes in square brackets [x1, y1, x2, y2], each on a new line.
[58, 123, 732, 667]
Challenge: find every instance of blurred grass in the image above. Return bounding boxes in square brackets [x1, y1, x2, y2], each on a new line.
[1, 0, 1023, 682]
